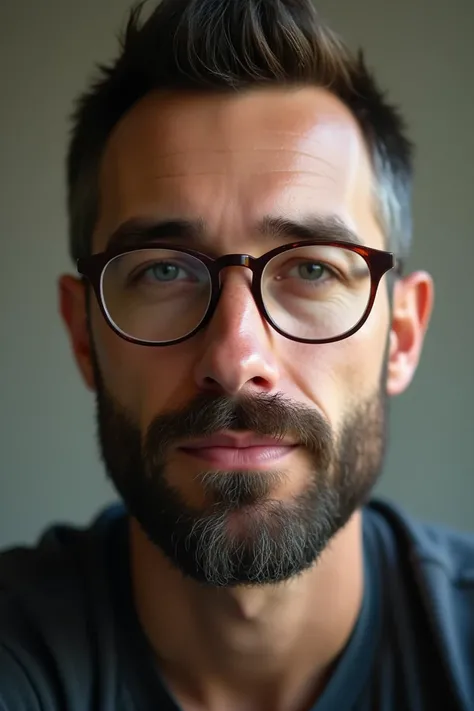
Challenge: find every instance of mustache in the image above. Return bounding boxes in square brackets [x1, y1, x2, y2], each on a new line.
[145, 392, 333, 464]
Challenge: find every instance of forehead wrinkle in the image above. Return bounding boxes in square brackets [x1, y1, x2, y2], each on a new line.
[132, 143, 342, 181]
[149, 170, 339, 181]
[152, 146, 338, 165]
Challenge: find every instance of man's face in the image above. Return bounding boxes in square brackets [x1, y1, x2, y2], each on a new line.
[85, 87, 393, 585]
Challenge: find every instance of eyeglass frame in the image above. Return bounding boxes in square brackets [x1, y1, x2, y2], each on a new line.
[77, 239, 396, 347]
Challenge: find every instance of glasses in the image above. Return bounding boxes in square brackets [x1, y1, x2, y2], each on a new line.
[77, 240, 395, 347]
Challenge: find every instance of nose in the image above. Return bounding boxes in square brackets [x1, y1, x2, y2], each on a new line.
[193, 268, 280, 396]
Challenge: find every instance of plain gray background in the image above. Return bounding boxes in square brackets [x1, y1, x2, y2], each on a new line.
[1, 0, 473, 548]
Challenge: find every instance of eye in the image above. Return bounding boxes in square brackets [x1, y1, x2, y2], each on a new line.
[281, 261, 335, 283]
[145, 262, 187, 282]
[130, 260, 195, 285]
[291, 262, 328, 281]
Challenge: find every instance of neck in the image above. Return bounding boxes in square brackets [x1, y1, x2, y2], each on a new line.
[129, 511, 364, 711]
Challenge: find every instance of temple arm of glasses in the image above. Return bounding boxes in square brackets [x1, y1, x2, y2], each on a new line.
[393, 257, 404, 276]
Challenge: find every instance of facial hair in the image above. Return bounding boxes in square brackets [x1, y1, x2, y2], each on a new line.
[93, 365, 388, 587]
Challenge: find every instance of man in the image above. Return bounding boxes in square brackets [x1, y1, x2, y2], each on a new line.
[0, 0, 473, 708]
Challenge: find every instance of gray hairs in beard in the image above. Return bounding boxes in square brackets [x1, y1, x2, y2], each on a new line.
[185, 479, 341, 587]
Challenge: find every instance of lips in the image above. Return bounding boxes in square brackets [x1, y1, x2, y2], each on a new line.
[180, 433, 296, 449]
[178, 432, 298, 468]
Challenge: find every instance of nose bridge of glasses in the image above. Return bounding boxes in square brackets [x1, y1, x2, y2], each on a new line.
[214, 254, 255, 287]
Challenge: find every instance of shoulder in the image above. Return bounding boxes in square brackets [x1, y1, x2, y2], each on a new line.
[367, 498, 474, 584]
[0, 503, 126, 709]
[0, 642, 43, 710]
[0, 503, 125, 622]
[367, 499, 474, 707]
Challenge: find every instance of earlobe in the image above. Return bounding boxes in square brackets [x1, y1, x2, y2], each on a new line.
[58, 275, 96, 391]
[386, 271, 434, 397]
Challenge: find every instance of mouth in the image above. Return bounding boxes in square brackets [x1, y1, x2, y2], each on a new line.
[178, 433, 298, 468]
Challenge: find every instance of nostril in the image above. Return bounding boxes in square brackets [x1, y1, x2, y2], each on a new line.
[202, 376, 226, 393]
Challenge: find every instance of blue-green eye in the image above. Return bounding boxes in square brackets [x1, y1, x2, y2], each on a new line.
[295, 262, 327, 281]
[147, 262, 184, 282]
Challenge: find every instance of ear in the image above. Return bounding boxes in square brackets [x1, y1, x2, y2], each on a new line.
[58, 275, 96, 391]
[386, 271, 434, 397]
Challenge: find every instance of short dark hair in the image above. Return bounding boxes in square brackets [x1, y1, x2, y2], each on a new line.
[67, 0, 413, 268]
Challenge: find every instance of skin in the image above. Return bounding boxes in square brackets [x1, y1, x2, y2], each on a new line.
[59, 86, 433, 711]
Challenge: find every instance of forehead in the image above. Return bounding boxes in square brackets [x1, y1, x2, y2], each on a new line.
[95, 87, 383, 252]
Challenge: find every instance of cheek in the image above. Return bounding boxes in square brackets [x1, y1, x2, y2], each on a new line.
[91, 303, 196, 423]
[282, 294, 389, 424]
[337, 294, 390, 400]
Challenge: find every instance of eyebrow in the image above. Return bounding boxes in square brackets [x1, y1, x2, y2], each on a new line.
[105, 214, 363, 252]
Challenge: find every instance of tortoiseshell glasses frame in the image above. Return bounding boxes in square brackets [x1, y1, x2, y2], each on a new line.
[77, 240, 396, 347]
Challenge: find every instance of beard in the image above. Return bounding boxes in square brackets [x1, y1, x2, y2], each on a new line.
[92, 360, 388, 588]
